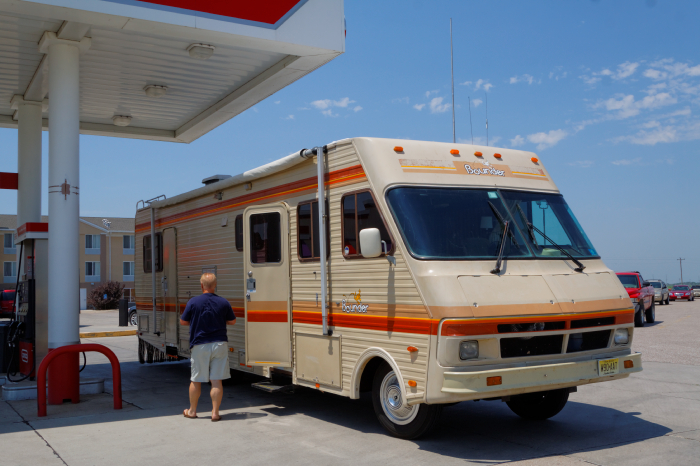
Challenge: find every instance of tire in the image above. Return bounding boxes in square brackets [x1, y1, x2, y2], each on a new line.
[634, 304, 645, 327]
[506, 388, 569, 420]
[645, 300, 655, 323]
[371, 361, 442, 439]
[129, 310, 138, 326]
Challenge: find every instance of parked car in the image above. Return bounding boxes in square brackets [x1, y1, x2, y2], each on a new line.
[648, 279, 670, 305]
[616, 271, 655, 326]
[671, 285, 694, 301]
[692, 285, 700, 298]
[1, 289, 16, 319]
[128, 304, 137, 326]
[668, 285, 676, 301]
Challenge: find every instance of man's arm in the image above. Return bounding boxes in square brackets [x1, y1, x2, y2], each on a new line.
[225, 303, 236, 325]
[180, 319, 190, 326]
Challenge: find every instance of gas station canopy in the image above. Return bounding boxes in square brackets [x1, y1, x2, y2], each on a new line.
[0, 0, 345, 143]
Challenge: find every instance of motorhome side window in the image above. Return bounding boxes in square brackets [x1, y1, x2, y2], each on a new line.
[297, 200, 329, 261]
[342, 191, 393, 257]
[235, 215, 243, 252]
[250, 213, 281, 264]
[143, 233, 163, 273]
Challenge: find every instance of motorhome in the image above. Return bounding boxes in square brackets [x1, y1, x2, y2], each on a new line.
[134, 138, 641, 439]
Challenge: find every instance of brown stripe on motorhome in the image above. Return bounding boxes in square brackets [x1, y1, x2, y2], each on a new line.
[135, 164, 366, 232]
[293, 309, 439, 335]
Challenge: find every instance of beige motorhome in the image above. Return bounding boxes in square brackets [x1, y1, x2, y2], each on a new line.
[134, 138, 641, 439]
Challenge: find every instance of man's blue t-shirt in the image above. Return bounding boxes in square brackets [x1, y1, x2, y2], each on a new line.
[181, 293, 235, 348]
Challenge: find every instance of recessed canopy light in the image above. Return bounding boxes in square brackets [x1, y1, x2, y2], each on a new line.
[144, 85, 168, 98]
[187, 43, 215, 59]
[112, 115, 132, 127]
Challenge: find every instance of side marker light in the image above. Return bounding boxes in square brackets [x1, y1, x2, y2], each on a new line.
[450, 149, 460, 155]
[486, 376, 502, 386]
[624, 360, 634, 369]
[394, 146, 404, 152]
[494, 153, 502, 159]
[474, 151, 483, 157]
[315, 383, 320, 388]
[407, 380, 417, 387]
[531, 157, 539, 163]
[407, 346, 418, 353]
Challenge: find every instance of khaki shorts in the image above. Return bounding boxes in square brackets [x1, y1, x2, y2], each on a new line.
[190, 341, 231, 382]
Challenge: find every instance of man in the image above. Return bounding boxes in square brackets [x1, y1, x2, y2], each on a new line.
[180, 273, 236, 421]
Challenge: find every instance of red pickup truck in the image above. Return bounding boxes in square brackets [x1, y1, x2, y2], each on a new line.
[1, 289, 16, 318]
[616, 272, 655, 327]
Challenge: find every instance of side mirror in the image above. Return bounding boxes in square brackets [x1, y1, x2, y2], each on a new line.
[642, 281, 651, 287]
[359, 228, 382, 258]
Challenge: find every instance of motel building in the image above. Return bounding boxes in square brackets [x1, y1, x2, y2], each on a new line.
[0, 214, 135, 307]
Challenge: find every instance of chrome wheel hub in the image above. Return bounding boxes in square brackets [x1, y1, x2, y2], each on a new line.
[380, 370, 418, 425]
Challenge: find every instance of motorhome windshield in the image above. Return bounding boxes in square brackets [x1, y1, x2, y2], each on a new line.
[500, 191, 599, 259]
[385, 187, 532, 260]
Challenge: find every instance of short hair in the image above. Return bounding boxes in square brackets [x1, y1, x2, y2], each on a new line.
[200, 273, 217, 290]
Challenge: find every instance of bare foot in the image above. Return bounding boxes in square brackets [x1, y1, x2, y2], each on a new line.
[211, 414, 221, 422]
[183, 408, 197, 419]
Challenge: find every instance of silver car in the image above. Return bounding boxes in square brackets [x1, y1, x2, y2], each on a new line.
[693, 285, 700, 298]
[648, 279, 670, 305]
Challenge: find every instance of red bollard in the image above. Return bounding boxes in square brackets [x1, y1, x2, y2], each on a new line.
[38, 344, 122, 417]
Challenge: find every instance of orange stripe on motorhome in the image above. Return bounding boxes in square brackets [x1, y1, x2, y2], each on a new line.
[247, 310, 288, 323]
[293, 310, 439, 335]
[441, 309, 634, 336]
[136, 165, 366, 232]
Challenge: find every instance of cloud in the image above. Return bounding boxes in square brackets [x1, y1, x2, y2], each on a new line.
[425, 90, 439, 98]
[460, 79, 493, 91]
[594, 92, 677, 119]
[527, 129, 568, 150]
[284, 115, 294, 120]
[353, 106, 363, 112]
[613, 119, 700, 146]
[549, 67, 568, 81]
[274, 101, 281, 104]
[510, 74, 536, 85]
[472, 99, 482, 108]
[429, 97, 451, 113]
[510, 135, 525, 147]
[413, 104, 425, 111]
[569, 160, 594, 168]
[611, 158, 642, 166]
[393, 97, 409, 104]
[579, 61, 640, 86]
[310, 97, 357, 116]
[644, 58, 700, 81]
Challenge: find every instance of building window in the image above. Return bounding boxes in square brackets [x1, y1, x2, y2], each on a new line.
[249, 213, 281, 264]
[123, 288, 134, 302]
[235, 215, 243, 252]
[123, 235, 135, 254]
[3, 261, 17, 283]
[123, 261, 135, 281]
[85, 261, 100, 281]
[143, 233, 163, 273]
[342, 191, 393, 258]
[4, 233, 16, 254]
[85, 234, 101, 254]
[297, 200, 329, 261]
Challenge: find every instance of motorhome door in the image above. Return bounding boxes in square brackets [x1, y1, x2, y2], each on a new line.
[244, 203, 291, 366]
[162, 228, 179, 348]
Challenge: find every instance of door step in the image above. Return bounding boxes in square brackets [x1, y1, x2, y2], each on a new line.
[251, 381, 294, 394]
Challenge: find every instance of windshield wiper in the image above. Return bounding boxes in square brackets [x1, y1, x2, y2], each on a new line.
[514, 203, 538, 246]
[527, 222, 586, 272]
[491, 220, 510, 275]
[488, 201, 519, 249]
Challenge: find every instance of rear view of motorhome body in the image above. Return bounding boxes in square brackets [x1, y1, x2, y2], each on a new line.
[134, 138, 641, 439]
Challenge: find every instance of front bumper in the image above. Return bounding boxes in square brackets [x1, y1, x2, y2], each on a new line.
[441, 352, 642, 400]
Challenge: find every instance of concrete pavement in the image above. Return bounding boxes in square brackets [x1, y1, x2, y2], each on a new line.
[1, 301, 699, 465]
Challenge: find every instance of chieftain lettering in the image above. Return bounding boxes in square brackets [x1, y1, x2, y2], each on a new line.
[464, 164, 505, 177]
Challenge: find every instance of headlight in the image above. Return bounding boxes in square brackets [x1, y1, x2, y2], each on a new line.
[459, 340, 479, 360]
[614, 328, 629, 345]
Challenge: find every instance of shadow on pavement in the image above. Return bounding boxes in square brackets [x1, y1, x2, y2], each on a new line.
[3, 359, 672, 463]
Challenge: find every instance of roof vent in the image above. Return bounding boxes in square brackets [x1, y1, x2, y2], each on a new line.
[202, 174, 231, 186]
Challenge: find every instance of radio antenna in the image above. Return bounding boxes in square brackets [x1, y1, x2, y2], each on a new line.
[468, 97, 473, 144]
[485, 92, 489, 146]
[450, 18, 455, 144]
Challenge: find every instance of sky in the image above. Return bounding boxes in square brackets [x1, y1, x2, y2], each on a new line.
[1, 0, 699, 283]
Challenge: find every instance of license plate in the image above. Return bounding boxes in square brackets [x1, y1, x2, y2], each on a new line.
[598, 358, 619, 376]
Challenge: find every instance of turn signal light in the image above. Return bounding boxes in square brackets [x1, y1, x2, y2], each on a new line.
[486, 376, 502, 386]
[315, 383, 320, 388]
[394, 146, 404, 152]
[228, 347, 234, 352]
[407, 380, 417, 387]
[474, 151, 483, 156]
[450, 149, 460, 155]
[407, 346, 418, 353]
[624, 360, 634, 369]
[531, 157, 539, 163]
[494, 153, 502, 159]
